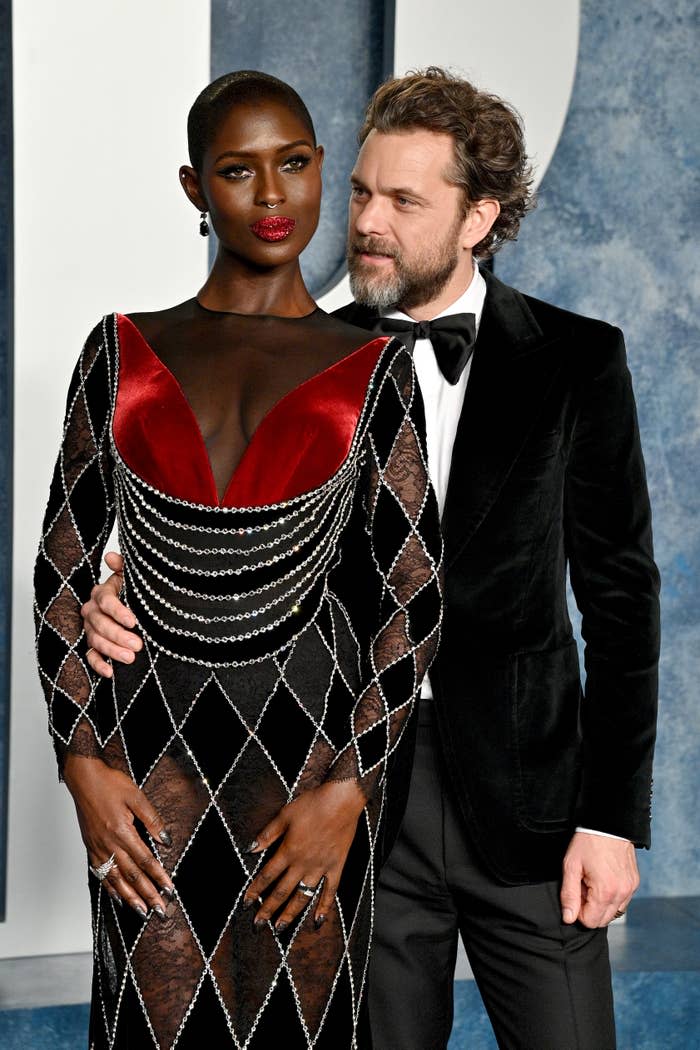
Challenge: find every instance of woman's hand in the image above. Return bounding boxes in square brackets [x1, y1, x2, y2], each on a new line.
[81, 551, 142, 678]
[243, 779, 366, 931]
[64, 752, 175, 917]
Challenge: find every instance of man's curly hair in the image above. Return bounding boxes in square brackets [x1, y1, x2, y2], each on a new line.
[359, 68, 535, 258]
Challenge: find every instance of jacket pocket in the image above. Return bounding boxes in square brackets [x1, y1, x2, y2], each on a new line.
[511, 642, 582, 830]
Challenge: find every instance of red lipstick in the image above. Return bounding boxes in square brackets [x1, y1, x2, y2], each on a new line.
[250, 216, 296, 242]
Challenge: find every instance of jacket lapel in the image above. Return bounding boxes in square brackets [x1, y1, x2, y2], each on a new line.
[441, 270, 564, 565]
[332, 274, 565, 566]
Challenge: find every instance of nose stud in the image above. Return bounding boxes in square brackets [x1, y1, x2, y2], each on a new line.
[261, 201, 279, 209]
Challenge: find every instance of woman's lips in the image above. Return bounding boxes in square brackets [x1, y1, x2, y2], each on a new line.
[250, 216, 296, 242]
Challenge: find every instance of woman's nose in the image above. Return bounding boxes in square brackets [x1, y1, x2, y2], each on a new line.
[255, 173, 285, 209]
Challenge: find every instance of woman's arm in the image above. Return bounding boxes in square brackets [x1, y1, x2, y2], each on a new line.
[34, 318, 174, 914]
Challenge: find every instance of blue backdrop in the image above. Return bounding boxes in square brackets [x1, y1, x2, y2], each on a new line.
[498, 0, 700, 896]
[211, 0, 391, 296]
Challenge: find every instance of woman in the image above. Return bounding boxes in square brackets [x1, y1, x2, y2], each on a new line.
[34, 71, 442, 1048]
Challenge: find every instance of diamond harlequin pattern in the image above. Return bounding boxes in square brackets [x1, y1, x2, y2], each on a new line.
[34, 318, 443, 1046]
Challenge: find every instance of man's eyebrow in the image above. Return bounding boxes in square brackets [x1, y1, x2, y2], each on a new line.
[350, 175, 427, 203]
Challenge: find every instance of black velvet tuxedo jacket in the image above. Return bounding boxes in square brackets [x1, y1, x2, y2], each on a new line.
[335, 268, 660, 885]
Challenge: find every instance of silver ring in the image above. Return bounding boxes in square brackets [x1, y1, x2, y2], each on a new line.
[90, 853, 116, 882]
[297, 881, 317, 898]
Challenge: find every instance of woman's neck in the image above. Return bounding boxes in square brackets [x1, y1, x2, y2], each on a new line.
[198, 252, 316, 318]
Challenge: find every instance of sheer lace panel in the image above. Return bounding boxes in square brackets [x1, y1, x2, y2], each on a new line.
[324, 346, 443, 797]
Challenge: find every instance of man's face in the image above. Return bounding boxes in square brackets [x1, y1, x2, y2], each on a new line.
[346, 128, 469, 310]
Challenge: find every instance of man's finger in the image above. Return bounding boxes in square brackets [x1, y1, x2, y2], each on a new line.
[86, 632, 137, 667]
[90, 587, 139, 632]
[86, 647, 113, 679]
[104, 551, 125, 574]
[560, 859, 583, 924]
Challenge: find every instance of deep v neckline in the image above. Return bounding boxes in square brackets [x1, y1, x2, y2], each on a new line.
[114, 313, 388, 508]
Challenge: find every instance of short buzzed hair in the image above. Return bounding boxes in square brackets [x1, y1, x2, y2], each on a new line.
[187, 70, 317, 172]
[359, 67, 535, 257]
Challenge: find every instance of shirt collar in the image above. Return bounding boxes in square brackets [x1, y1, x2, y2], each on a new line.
[380, 261, 488, 333]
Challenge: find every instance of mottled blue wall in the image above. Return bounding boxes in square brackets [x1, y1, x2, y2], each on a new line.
[0, 0, 13, 920]
[498, 0, 700, 895]
[210, 0, 390, 296]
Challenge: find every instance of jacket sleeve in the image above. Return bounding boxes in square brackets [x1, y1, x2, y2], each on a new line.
[325, 343, 444, 798]
[33, 318, 117, 775]
[564, 324, 660, 846]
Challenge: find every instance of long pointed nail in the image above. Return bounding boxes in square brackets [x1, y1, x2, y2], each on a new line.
[159, 830, 172, 847]
[161, 885, 174, 900]
[155, 905, 167, 921]
[276, 920, 289, 932]
[242, 897, 254, 910]
[314, 914, 326, 929]
[245, 840, 259, 853]
[135, 905, 147, 919]
[253, 918, 266, 930]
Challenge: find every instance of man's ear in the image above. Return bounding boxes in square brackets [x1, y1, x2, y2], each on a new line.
[179, 165, 208, 213]
[461, 199, 500, 250]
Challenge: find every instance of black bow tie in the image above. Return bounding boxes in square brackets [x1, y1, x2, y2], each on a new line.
[373, 313, 477, 385]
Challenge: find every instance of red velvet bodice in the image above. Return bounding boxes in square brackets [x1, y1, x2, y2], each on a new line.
[112, 313, 387, 508]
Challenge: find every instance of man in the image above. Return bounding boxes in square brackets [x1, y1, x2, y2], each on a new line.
[81, 69, 659, 1048]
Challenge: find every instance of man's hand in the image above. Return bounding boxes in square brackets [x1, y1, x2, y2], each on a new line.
[81, 551, 142, 678]
[560, 831, 639, 927]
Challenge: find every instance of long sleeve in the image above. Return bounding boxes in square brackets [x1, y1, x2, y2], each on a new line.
[564, 326, 660, 846]
[34, 318, 116, 774]
[326, 344, 443, 798]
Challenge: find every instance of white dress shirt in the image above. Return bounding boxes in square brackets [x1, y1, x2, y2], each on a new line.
[381, 264, 625, 842]
[381, 262, 486, 699]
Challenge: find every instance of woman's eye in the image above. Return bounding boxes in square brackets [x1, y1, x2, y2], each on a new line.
[281, 154, 311, 172]
[218, 165, 253, 180]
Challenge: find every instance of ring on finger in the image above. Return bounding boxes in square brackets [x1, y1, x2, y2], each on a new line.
[297, 880, 318, 898]
[90, 853, 117, 882]
[613, 909, 626, 919]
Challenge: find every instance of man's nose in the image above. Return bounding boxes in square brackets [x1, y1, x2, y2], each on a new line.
[352, 196, 388, 236]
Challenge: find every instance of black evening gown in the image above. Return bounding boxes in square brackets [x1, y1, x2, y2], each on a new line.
[34, 303, 443, 1049]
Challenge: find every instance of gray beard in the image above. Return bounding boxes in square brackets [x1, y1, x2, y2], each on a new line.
[346, 238, 461, 312]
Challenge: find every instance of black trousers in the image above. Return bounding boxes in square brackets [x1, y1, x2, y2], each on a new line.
[369, 702, 616, 1050]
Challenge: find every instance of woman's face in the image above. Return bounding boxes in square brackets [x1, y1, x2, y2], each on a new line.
[184, 100, 323, 267]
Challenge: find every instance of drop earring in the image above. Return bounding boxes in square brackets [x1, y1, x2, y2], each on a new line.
[199, 211, 210, 237]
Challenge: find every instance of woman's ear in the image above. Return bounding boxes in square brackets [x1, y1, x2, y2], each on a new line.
[179, 165, 208, 212]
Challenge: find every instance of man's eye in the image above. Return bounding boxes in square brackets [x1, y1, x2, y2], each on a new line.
[396, 196, 413, 207]
[351, 186, 367, 198]
[281, 154, 311, 172]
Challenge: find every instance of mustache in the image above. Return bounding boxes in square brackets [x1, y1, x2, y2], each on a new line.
[348, 236, 400, 260]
